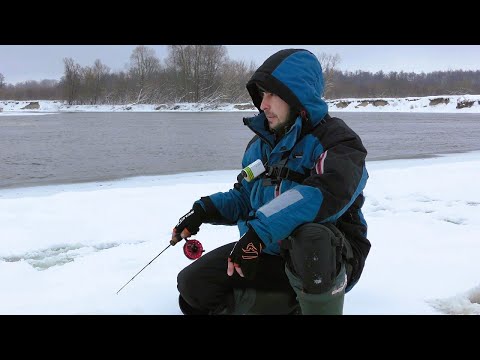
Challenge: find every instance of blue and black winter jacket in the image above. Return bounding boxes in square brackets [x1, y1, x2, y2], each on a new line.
[197, 49, 370, 287]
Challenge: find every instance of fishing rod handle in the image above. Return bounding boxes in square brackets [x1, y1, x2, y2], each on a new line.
[170, 229, 191, 246]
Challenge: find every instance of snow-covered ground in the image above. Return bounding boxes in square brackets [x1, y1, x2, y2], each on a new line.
[0, 151, 479, 314]
[1, 94, 480, 114]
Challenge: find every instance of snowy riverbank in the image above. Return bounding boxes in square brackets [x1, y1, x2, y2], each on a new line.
[1, 152, 480, 314]
[1, 94, 480, 114]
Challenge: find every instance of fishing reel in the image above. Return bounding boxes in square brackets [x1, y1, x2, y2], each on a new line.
[170, 233, 204, 260]
[183, 239, 204, 260]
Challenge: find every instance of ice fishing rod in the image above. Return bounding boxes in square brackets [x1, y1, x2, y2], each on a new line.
[116, 232, 204, 294]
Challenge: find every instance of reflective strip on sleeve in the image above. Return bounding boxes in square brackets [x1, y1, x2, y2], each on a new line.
[257, 189, 304, 218]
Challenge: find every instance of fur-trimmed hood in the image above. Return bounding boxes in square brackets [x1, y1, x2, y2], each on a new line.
[246, 49, 328, 127]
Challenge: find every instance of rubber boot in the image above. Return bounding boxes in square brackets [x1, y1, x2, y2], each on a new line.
[285, 264, 347, 315]
[178, 295, 209, 315]
[246, 288, 300, 315]
[215, 287, 300, 315]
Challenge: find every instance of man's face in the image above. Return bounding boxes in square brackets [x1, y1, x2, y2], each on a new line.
[259, 89, 291, 132]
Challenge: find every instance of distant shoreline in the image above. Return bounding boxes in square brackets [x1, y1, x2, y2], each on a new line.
[1, 94, 480, 114]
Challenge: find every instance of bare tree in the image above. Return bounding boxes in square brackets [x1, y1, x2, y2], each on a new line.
[317, 52, 341, 98]
[197, 45, 227, 102]
[0, 73, 4, 99]
[128, 46, 161, 103]
[81, 59, 110, 104]
[166, 45, 227, 103]
[220, 59, 256, 103]
[61, 57, 82, 105]
[92, 59, 110, 104]
[103, 71, 131, 104]
[166, 45, 193, 101]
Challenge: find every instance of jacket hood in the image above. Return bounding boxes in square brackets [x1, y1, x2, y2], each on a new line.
[246, 49, 328, 127]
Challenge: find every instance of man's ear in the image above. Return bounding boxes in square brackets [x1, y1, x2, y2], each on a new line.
[288, 108, 300, 123]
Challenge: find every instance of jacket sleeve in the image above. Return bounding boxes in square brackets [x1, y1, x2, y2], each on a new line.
[196, 175, 253, 226]
[197, 135, 263, 225]
[249, 127, 368, 246]
[195, 137, 261, 225]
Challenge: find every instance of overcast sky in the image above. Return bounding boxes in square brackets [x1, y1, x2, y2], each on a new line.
[1, 45, 480, 85]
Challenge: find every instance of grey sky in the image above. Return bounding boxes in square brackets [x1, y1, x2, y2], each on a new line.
[1, 45, 479, 85]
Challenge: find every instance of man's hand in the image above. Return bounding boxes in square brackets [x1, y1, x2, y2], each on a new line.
[227, 227, 265, 280]
[173, 203, 206, 239]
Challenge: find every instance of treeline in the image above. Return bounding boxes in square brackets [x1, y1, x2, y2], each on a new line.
[1, 46, 479, 103]
[0, 45, 257, 105]
[327, 70, 480, 98]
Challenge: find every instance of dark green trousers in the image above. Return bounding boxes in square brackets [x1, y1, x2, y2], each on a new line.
[177, 223, 347, 315]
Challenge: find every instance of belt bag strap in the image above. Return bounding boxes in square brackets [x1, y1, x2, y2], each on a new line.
[264, 164, 308, 184]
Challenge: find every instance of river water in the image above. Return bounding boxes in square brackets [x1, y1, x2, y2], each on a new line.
[1, 111, 479, 189]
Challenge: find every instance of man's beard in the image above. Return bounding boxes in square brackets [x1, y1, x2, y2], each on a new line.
[269, 109, 298, 136]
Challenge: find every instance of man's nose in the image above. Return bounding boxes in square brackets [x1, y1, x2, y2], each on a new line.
[260, 97, 270, 111]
